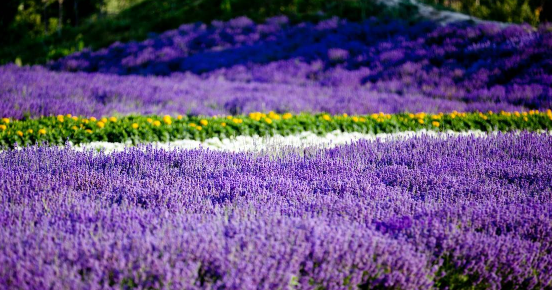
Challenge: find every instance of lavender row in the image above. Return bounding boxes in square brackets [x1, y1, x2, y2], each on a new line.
[49, 17, 552, 110]
[0, 65, 528, 119]
[1, 133, 551, 289]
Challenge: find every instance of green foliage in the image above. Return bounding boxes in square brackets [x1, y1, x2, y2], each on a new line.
[421, 0, 546, 26]
[1, 110, 551, 148]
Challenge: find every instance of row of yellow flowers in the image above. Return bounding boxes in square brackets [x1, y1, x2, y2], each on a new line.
[1, 110, 551, 148]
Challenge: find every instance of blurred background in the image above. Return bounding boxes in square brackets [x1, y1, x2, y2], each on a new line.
[1, 0, 550, 65]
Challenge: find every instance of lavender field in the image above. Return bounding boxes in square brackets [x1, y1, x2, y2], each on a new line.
[1, 15, 552, 290]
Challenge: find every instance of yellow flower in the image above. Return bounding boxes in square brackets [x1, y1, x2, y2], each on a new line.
[221, 122, 226, 127]
[38, 129, 46, 135]
[408, 114, 415, 118]
[487, 110, 493, 115]
[352, 116, 359, 122]
[97, 121, 105, 128]
[163, 115, 172, 125]
[0, 125, 6, 131]
[322, 114, 331, 121]
[101, 117, 108, 123]
[359, 117, 366, 122]
[200, 119, 208, 126]
[196, 126, 202, 131]
[432, 121, 440, 127]
[147, 118, 153, 123]
[109, 117, 117, 122]
[27, 129, 33, 134]
[2, 118, 9, 124]
[249, 112, 262, 121]
[524, 117, 529, 122]
[72, 126, 78, 130]
[177, 115, 183, 120]
[189, 123, 197, 127]
[89, 117, 97, 122]
[57, 115, 64, 122]
[264, 117, 273, 124]
[153, 120, 161, 127]
[282, 113, 293, 120]
[66, 114, 72, 118]
[72, 116, 79, 121]
[226, 115, 233, 120]
[232, 118, 242, 124]
[431, 115, 441, 120]
[132, 123, 139, 129]
[418, 119, 424, 124]
[16, 131, 23, 136]
[85, 129, 93, 134]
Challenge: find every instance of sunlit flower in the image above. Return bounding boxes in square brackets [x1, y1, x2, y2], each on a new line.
[177, 115, 183, 120]
[27, 129, 33, 134]
[16, 131, 23, 136]
[418, 119, 424, 124]
[147, 118, 153, 123]
[101, 118, 108, 123]
[200, 119, 208, 126]
[163, 115, 172, 125]
[38, 129, 46, 135]
[322, 114, 331, 121]
[89, 117, 97, 122]
[196, 126, 202, 130]
[109, 117, 117, 122]
[265, 118, 273, 124]
[132, 123, 139, 129]
[85, 129, 93, 134]
[72, 126, 78, 130]
[352, 116, 359, 122]
[66, 114, 72, 118]
[432, 121, 440, 127]
[153, 120, 161, 127]
[189, 123, 197, 127]
[2, 118, 9, 124]
[97, 121, 105, 128]
[72, 116, 79, 121]
[0, 125, 6, 131]
[221, 122, 226, 127]
[282, 113, 293, 120]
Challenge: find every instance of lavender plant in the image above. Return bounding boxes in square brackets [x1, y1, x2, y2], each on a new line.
[48, 17, 552, 110]
[1, 133, 551, 289]
[0, 65, 536, 119]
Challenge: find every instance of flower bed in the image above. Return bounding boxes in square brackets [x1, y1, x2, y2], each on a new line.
[1, 111, 551, 147]
[1, 133, 552, 289]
